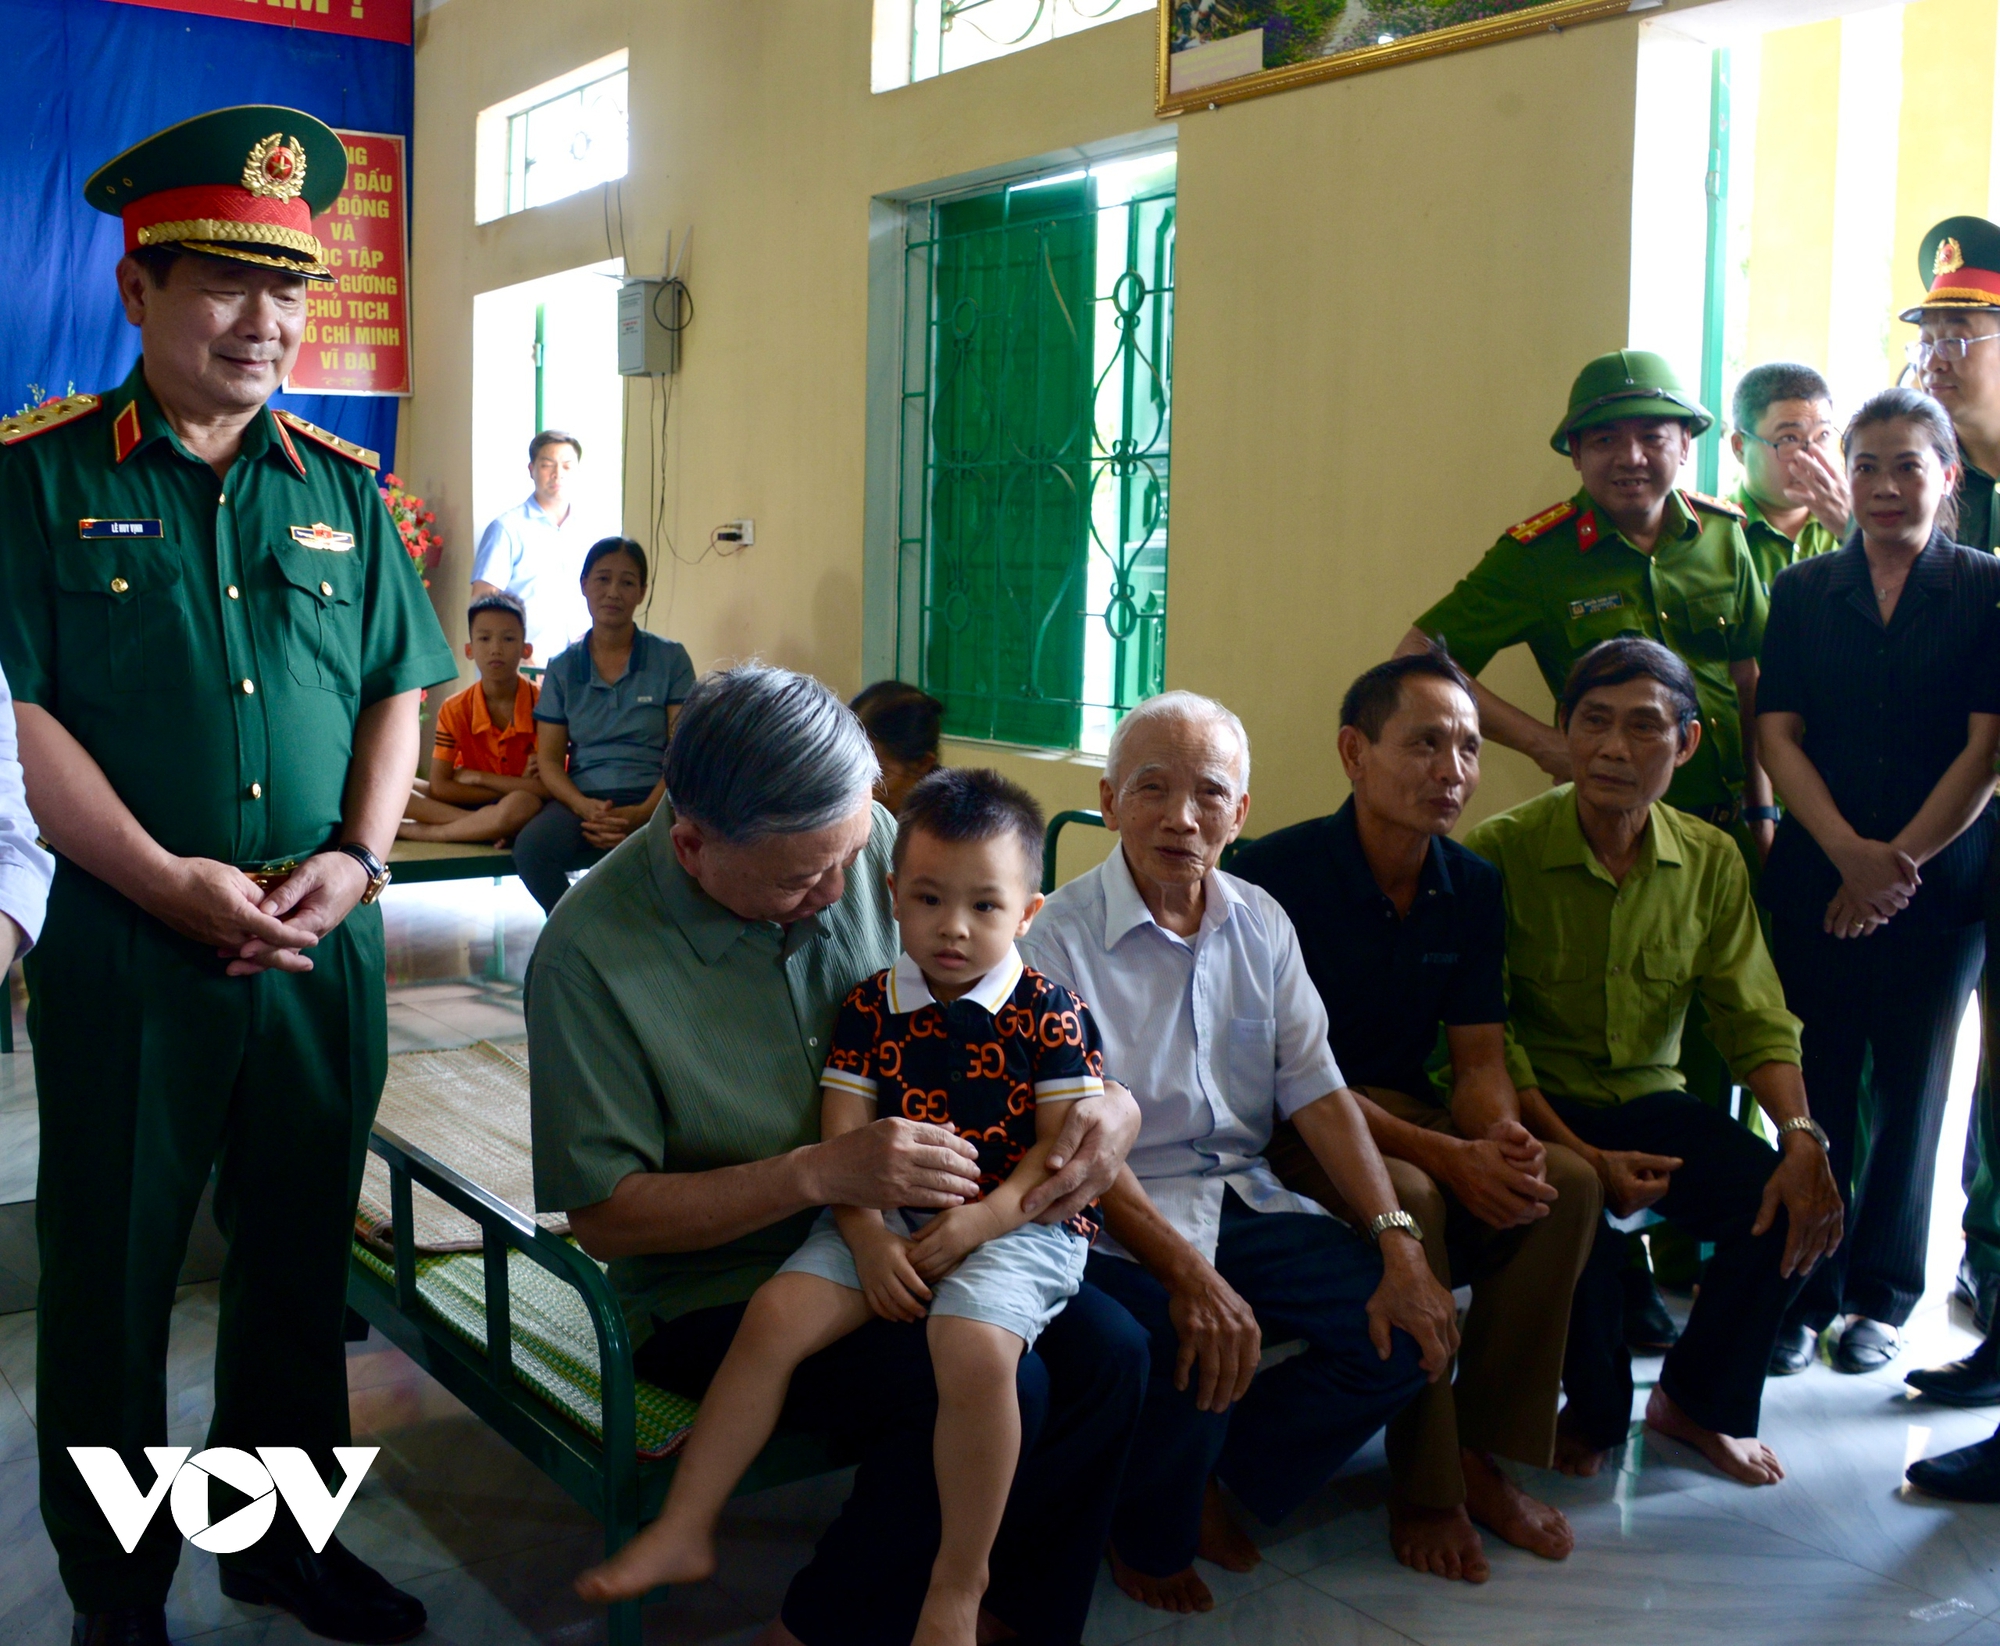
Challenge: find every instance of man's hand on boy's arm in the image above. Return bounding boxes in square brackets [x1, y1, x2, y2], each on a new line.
[1022, 1079, 1140, 1224]
[1101, 1166, 1261, 1412]
[910, 1097, 1076, 1278]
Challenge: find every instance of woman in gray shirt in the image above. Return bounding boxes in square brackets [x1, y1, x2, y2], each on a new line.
[514, 538, 695, 911]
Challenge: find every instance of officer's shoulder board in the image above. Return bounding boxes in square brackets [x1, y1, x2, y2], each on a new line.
[274, 409, 380, 472]
[0, 393, 102, 448]
[1682, 489, 1747, 521]
[1504, 500, 1577, 544]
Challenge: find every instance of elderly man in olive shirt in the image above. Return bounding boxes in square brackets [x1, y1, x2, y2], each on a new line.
[527, 665, 1146, 1646]
[1468, 638, 1843, 1489]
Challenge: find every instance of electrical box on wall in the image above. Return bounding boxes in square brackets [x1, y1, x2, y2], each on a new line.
[618, 278, 685, 376]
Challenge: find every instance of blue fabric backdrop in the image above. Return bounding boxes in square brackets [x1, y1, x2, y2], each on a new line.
[1, 0, 412, 467]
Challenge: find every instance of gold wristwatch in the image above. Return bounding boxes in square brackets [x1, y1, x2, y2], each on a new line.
[337, 842, 393, 905]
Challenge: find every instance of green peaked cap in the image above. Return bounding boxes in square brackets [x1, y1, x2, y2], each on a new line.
[1900, 215, 2000, 320]
[1550, 349, 1712, 454]
[85, 106, 347, 218]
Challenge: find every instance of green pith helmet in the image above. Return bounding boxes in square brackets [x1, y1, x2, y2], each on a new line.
[1900, 215, 2000, 321]
[83, 105, 348, 282]
[1550, 349, 1713, 454]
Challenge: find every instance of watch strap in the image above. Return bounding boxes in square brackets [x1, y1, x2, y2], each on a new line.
[1364, 1209, 1425, 1247]
[1777, 1116, 1830, 1150]
[1743, 805, 1782, 824]
[337, 841, 392, 904]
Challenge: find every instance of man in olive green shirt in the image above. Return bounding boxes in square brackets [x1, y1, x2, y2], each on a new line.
[1727, 362, 1848, 593]
[528, 664, 1145, 1646]
[1464, 638, 1842, 1490]
[0, 109, 456, 1646]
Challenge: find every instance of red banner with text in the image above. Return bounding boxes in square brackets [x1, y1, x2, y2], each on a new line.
[290, 131, 411, 397]
[104, 0, 411, 45]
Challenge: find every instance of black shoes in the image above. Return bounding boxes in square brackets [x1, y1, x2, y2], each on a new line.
[71, 1609, 169, 1646]
[1622, 1265, 1681, 1354]
[219, 1538, 426, 1644]
[1768, 1323, 1820, 1376]
[1907, 1330, 2000, 1406]
[1907, 1432, 2000, 1502]
[1833, 1317, 1904, 1374]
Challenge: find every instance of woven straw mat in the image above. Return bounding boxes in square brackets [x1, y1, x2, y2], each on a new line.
[356, 1040, 569, 1253]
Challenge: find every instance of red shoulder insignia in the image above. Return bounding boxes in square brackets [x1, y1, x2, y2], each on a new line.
[1682, 489, 1747, 520]
[272, 414, 305, 478]
[1575, 509, 1600, 552]
[1505, 500, 1576, 543]
[112, 400, 141, 464]
[275, 409, 379, 471]
[0, 393, 103, 449]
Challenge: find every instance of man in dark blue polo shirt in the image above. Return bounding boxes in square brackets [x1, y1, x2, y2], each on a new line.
[1232, 647, 1603, 1586]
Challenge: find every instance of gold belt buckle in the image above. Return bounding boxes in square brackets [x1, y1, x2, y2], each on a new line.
[246, 859, 299, 892]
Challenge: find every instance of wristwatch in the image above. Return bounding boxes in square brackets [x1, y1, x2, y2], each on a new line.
[1364, 1210, 1425, 1247]
[337, 841, 393, 905]
[1744, 805, 1782, 824]
[1776, 1116, 1830, 1151]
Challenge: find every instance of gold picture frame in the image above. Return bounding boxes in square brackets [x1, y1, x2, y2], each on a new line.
[1156, 0, 1643, 116]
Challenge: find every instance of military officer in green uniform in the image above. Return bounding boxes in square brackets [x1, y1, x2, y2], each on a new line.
[1396, 351, 1776, 855]
[1899, 217, 2000, 1404]
[1395, 350, 1776, 1344]
[0, 109, 455, 1646]
[1726, 361, 1848, 593]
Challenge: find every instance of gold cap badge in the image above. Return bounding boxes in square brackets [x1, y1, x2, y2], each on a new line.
[1935, 236, 1966, 279]
[242, 133, 307, 202]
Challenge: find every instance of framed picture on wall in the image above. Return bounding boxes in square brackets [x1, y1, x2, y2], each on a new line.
[1156, 0, 1643, 114]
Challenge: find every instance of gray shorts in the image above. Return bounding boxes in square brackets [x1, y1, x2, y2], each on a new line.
[777, 1207, 1088, 1348]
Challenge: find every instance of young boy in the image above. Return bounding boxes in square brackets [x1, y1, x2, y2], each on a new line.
[399, 592, 549, 844]
[575, 768, 1104, 1646]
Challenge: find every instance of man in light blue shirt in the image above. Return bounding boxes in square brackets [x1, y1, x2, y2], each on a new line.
[469, 429, 598, 657]
[0, 658, 52, 972]
[1020, 691, 1454, 1616]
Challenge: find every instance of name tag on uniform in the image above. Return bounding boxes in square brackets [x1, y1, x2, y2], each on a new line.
[78, 518, 161, 539]
[636, 695, 655, 704]
[1568, 592, 1624, 618]
[290, 522, 355, 552]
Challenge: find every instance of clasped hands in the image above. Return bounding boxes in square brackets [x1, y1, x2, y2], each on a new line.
[1824, 835, 1921, 940]
[151, 850, 372, 976]
[573, 792, 646, 849]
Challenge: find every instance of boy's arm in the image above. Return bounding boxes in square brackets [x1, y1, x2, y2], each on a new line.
[824, 1083, 937, 1323]
[906, 1098, 1076, 1280]
[423, 751, 501, 806]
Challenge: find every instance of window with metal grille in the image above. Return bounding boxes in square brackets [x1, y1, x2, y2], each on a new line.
[885, 0, 1155, 89]
[474, 53, 628, 225]
[894, 152, 1176, 755]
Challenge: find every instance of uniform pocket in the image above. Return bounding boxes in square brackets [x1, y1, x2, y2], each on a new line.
[52, 544, 189, 691]
[272, 541, 361, 697]
[1682, 589, 1740, 659]
[1637, 942, 1699, 1049]
[1226, 1016, 1278, 1105]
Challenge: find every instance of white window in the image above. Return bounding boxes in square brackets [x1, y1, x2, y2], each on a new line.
[474, 51, 629, 225]
[873, 0, 1152, 92]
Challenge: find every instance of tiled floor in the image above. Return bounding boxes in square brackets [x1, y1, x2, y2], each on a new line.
[3, 883, 2000, 1644]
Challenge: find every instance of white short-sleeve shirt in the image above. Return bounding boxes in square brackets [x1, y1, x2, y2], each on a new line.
[469, 494, 599, 658]
[1020, 844, 1346, 1264]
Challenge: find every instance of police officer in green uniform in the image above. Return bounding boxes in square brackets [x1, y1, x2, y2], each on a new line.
[1395, 350, 1776, 1347]
[1899, 217, 2000, 1407]
[1726, 361, 1848, 594]
[0, 109, 455, 1646]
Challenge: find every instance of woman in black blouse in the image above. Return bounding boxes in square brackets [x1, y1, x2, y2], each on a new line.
[1758, 387, 2000, 1375]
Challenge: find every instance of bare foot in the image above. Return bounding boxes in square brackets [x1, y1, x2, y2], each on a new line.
[1461, 1449, 1574, 1560]
[396, 819, 444, 841]
[1388, 1499, 1489, 1583]
[912, 1581, 983, 1646]
[1108, 1546, 1214, 1614]
[573, 1519, 716, 1603]
[1552, 1409, 1611, 1478]
[1644, 1386, 1783, 1485]
[1197, 1479, 1261, 1573]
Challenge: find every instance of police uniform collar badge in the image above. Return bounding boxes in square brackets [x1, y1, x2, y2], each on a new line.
[82, 106, 348, 283]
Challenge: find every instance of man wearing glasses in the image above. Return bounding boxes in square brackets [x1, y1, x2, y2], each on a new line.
[1727, 362, 1849, 593]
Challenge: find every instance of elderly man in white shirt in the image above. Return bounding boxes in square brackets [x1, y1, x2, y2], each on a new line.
[1020, 691, 1455, 1617]
[469, 429, 597, 658]
[0, 659, 53, 977]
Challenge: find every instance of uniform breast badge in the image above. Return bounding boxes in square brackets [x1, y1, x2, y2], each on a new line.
[290, 522, 355, 552]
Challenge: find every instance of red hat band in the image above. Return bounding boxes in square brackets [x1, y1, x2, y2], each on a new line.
[1926, 263, 2000, 305]
[122, 183, 319, 260]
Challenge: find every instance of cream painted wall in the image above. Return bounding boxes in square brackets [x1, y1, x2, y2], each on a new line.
[404, 2, 1651, 856]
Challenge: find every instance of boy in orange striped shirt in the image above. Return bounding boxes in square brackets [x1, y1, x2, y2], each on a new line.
[400, 593, 549, 843]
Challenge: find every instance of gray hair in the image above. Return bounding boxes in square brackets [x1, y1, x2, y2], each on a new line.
[664, 664, 881, 842]
[1104, 690, 1251, 795]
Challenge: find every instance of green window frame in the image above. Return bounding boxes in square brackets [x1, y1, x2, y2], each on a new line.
[894, 153, 1176, 753]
